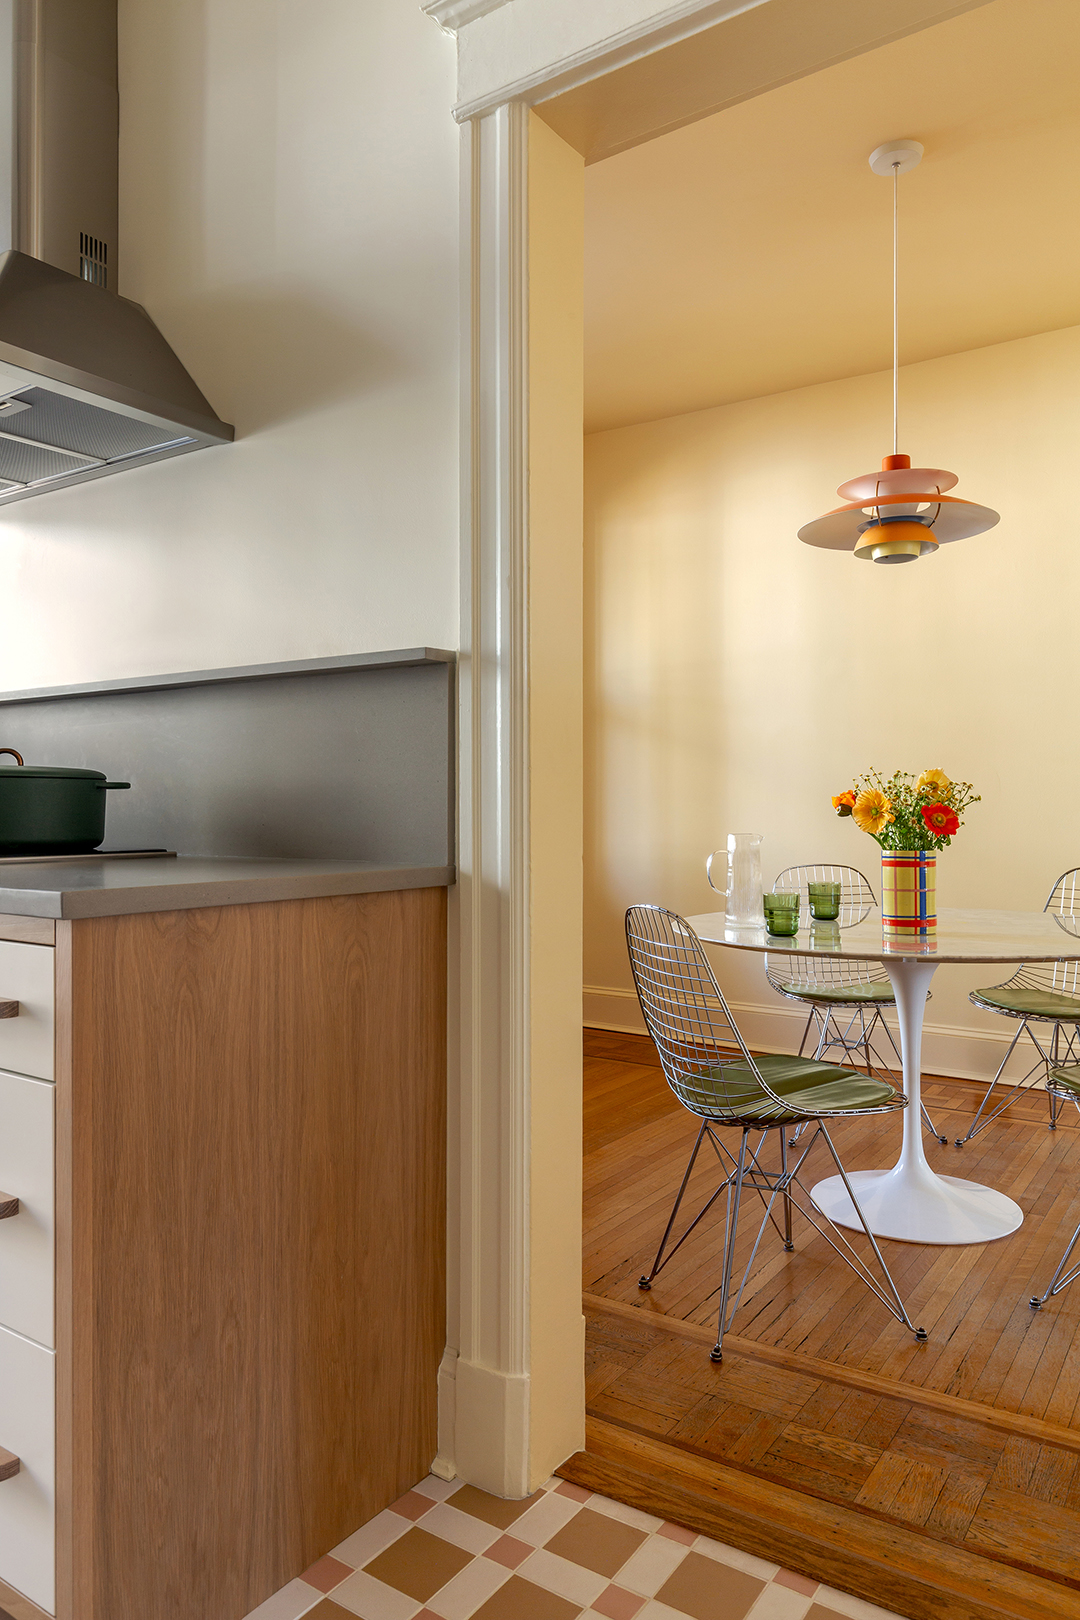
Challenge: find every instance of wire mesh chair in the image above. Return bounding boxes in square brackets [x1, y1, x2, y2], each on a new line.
[625, 904, 926, 1363]
[957, 870, 1080, 1146]
[1029, 1063, 1080, 1309]
[766, 865, 945, 1144]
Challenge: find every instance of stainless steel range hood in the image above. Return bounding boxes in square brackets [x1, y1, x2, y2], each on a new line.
[0, 0, 232, 507]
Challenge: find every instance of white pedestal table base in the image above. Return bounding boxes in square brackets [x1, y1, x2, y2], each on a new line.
[811, 956, 1024, 1246]
[811, 1167, 1022, 1245]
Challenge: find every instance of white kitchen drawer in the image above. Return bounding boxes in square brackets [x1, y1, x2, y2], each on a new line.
[0, 942, 53, 1082]
[0, 1070, 54, 1348]
[0, 1323, 54, 1615]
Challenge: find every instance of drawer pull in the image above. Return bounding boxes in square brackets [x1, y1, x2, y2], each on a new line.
[0, 999, 17, 1018]
[0, 1191, 17, 1219]
[0, 1447, 18, 1481]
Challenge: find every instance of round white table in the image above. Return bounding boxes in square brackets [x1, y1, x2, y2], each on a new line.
[684, 908, 1078, 1246]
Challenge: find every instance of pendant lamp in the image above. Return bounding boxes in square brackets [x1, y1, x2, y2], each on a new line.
[798, 140, 999, 565]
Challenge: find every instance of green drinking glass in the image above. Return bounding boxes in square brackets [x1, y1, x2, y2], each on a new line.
[763, 891, 800, 936]
[807, 881, 842, 921]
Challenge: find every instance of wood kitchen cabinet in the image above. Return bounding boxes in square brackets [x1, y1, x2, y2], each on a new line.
[0, 885, 448, 1620]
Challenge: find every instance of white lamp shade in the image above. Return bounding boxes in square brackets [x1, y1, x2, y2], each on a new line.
[799, 494, 1000, 552]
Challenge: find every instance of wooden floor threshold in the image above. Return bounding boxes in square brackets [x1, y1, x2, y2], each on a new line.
[558, 1418, 1080, 1620]
[584, 1292, 1080, 1458]
[576, 1296, 1080, 1620]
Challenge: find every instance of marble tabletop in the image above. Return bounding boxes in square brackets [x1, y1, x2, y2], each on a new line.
[685, 906, 1080, 965]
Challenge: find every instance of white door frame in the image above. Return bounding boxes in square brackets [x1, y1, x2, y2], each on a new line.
[440, 98, 536, 1496]
[436, 0, 987, 1498]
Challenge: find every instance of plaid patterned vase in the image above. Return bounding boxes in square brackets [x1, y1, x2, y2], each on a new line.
[881, 850, 936, 936]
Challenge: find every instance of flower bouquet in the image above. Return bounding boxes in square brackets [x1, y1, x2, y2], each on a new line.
[832, 768, 979, 850]
[831, 768, 979, 935]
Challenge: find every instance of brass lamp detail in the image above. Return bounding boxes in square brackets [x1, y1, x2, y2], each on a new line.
[799, 141, 999, 565]
[855, 522, 931, 565]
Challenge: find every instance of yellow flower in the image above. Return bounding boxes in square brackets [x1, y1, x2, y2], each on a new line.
[852, 789, 894, 837]
[916, 768, 951, 798]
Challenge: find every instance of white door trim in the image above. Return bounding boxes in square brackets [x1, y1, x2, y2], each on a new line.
[422, 0, 515, 35]
[441, 0, 997, 1496]
[440, 102, 534, 1496]
[452, 0, 769, 122]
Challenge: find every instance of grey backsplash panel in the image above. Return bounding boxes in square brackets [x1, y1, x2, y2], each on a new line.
[0, 652, 454, 864]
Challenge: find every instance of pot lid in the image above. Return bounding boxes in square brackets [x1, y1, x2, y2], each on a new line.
[0, 764, 108, 779]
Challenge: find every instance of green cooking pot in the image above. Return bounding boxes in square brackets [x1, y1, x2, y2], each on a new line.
[0, 748, 131, 855]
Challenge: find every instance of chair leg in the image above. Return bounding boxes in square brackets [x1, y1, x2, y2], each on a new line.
[1043, 1023, 1080, 1129]
[711, 1129, 749, 1363]
[794, 1125, 927, 1341]
[789, 1008, 839, 1148]
[789, 1011, 821, 1148]
[920, 1101, 945, 1143]
[813, 1010, 834, 1060]
[779, 1132, 794, 1252]
[1030, 1218, 1080, 1309]
[698, 1121, 926, 1365]
[1049, 1025, 1060, 1129]
[638, 1119, 712, 1289]
[954, 1020, 1036, 1145]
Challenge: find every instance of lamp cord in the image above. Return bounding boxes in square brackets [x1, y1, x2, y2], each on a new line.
[893, 160, 899, 457]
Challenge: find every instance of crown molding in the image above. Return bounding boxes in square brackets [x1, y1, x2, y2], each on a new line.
[422, 0, 513, 34]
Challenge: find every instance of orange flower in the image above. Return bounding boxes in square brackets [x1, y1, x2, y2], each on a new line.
[832, 789, 857, 817]
[852, 789, 894, 837]
[921, 803, 959, 837]
[916, 768, 951, 798]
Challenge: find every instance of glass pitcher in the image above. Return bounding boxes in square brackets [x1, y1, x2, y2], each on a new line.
[707, 833, 764, 927]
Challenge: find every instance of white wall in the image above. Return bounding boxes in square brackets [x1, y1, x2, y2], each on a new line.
[0, 0, 459, 692]
[584, 324, 1080, 1081]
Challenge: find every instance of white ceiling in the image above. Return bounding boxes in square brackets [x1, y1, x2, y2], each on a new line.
[584, 0, 1080, 432]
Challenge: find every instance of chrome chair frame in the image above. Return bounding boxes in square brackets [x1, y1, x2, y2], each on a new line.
[767, 865, 945, 1144]
[957, 870, 1080, 1146]
[1030, 1065, 1080, 1309]
[625, 904, 926, 1362]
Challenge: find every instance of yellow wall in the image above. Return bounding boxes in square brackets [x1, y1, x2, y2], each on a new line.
[584, 324, 1080, 1079]
[527, 113, 586, 1487]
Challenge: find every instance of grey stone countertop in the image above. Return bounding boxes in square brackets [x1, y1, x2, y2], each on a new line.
[0, 855, 456, 919]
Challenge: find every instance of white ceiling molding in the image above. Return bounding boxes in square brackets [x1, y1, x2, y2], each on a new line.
[422, 0, 514, 34]
[454, 0, 768, 116]
[452, 0, 994, 124]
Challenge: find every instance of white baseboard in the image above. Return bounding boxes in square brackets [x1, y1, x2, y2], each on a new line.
[433, 1347, 459, 1481]
[451, 1358, 531, 1498]
[584, 984, 1045, 1088]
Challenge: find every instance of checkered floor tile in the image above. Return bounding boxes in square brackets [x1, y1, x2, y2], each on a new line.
[242, 1474, 910, 1620]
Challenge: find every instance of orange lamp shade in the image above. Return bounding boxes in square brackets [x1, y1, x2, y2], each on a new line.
[853, 520, 937, 565]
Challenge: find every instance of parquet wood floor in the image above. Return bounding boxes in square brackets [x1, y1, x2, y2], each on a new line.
[573, 1028, 1080, 1617]
[583, 1028, 1080, 1424]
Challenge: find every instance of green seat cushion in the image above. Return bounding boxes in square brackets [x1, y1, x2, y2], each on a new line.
[675, 1053, 898, 1124]
[972, 986, 1080, 1020]
[780, 980, 894, 1005]
[1049, 1064, 1080, 1096]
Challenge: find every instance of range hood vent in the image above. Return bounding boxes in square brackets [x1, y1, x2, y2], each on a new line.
[0, 0, 233, 507]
